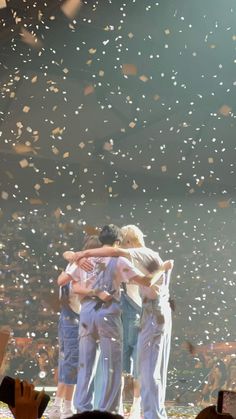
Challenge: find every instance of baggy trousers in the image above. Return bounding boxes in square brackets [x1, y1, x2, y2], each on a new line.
[137, 300, 172, 419]
[73, 299, 123, 413]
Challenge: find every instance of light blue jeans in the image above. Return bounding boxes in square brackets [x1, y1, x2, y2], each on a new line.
[73, 299, 123, 413]
[137, 300, 172, 419]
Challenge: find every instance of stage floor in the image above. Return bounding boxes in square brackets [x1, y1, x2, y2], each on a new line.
[0, 403, 200, 418]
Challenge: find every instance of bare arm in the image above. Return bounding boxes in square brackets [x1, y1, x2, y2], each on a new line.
[150, 260, 174, 286]
[71, 246, 131, 262]
[130, 274, 153, 288]
[63, 251, 75, 262]
[72, 282, 112, 302]
[57, 271, 72, 286]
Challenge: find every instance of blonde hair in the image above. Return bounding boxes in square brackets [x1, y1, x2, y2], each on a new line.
[121, 225, 145, 247]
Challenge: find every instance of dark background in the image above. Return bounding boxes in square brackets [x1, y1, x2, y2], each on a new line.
[0, 0, 235, 400]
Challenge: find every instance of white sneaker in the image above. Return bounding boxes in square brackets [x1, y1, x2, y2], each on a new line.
[47, 405, 61, 419]
[60, 408, 74, 419]
[128, 404, 141, 419]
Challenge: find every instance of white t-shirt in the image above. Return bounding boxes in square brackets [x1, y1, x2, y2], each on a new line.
[66, 256, 143, 302]
[128, 247, 168, 301]
[59, 263, 82, 314]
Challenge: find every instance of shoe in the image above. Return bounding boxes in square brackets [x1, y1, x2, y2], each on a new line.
[47, 405, 61, 419]
[128, 404, 141, 419]
[60, 408, 74, 419]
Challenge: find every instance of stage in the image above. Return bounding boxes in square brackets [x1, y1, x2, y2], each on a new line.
[0, 402, 201, 419]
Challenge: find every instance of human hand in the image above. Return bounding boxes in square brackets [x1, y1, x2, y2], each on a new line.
[97, 291, 113, 302]
[9, 379, 45, 419]
[77, 257, 94, 272]
[163, 259, 174, 271]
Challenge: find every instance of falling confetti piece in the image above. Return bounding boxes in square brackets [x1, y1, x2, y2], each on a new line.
[122, 63, 138, 76]
[19, 159, 29, 168]
[63, 152, 70, 158]
[132, 180, 138, 190]
[29, 198, 43, 205]
[129, 121, 136, 128]
[14, 144, 34, 154]
[139, 75, 149, 82]
[43, 178, 54, 184]
[84, 85, 95, 96]
[23, 106, 30, 113]
[218, 105, 232, 116]
[52, 127, 64, 136]
[208, 157, 214, 164]
[161, 165, 167, 172]
[1, 191, 9, 200]
[20, 27, 43, 49]
[218, 200, 230, 208]
[88, 48, 97, 54]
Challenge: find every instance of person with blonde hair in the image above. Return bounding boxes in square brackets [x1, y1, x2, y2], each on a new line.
[64, 225, 158, 415]
[65, 224, 173, 419]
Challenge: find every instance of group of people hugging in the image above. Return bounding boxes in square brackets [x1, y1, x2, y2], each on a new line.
[48, 224, 173, 419]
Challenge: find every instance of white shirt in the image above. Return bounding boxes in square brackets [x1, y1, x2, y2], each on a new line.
[128, 247, 168, 301]
[66, 256, 143, 302]
[59, 263, 82, 314]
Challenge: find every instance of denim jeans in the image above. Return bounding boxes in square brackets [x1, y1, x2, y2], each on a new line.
[58, 307, 80, 385]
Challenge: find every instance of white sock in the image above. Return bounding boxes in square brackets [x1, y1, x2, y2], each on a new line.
[54, 396, 63, 407]
[63, 399, 72, 411]
[132, 397, 141, 407]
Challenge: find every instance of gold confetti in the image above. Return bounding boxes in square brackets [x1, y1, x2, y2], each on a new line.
[54, 208, 62, 219]
[29, 198, 43, 205]
[132, 180, 138, 190]
[122, 63, 137, 76]
[52, 127, 64, 136]
[52, 147, 60, 155]
[61, 0, 82, 19]
[43, 178, 54, 184]
[218, 200, 230, 208]
[139, 75, 149, 82]
[89, 48, 97, 54]
[14, 144, 34, 154]
[84, 85, 95, 96]
[1, 191, 9, 200]
[31, 75, 38, 83]
[218, 105, 232, 116]
[63, 152, 70, 158]
[23, 106, 30, 113]
[208, 157, 214, 164]
[161, 165, 167, 172]
[19, 159, 29, 168]
[34, 184, 41, 190]
[129, 121, 136, 128]
[20, 27, 43, 49]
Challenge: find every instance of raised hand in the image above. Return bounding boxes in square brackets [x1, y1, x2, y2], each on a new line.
[9, 379, 45, 419]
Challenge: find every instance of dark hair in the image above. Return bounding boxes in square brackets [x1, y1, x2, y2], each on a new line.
[66, 410, 123, 419]
[195, 405, 234, 419]
[98, 225, 122, 246]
